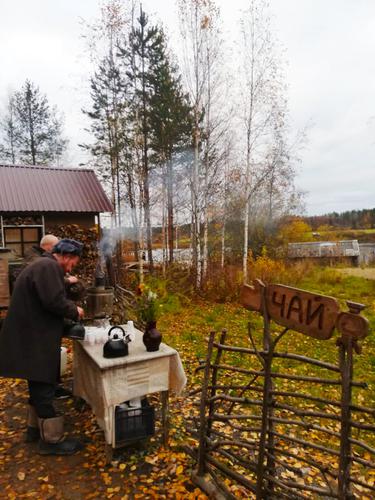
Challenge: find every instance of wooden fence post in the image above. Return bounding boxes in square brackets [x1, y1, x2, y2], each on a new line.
[207, 329, 227, 438]
[197, 331, 216, 476]
[256, 283, 275, 499]
[337, 301, 369, 500]
[338, 337, 354, 499]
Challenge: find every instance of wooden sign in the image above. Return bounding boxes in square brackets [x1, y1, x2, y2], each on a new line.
[336, 311, 369, 340]
[241, 279, 265, 312]
[266, 284, 340, 340]
[242, 282, 341, 340]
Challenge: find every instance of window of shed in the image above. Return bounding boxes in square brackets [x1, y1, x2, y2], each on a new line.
[4, 227, 41, 258]
[23, 228, 39, 242]
[5, 228, 21, 241]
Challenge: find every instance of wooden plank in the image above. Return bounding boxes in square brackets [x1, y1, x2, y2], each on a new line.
[241, 279, 265, 312]
[336, 311, 369, 340]
[0, 260, 10, 308]
[161, 390, 169, 446]
[266, 284, 340, 340]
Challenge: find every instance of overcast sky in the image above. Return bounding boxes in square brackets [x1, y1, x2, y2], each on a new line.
[1, 0, 374, 216]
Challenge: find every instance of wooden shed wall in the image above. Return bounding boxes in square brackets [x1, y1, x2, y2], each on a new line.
[0, 258, 10, 310]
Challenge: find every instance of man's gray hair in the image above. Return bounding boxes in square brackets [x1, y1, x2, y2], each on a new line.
[40, 234, 59, 252]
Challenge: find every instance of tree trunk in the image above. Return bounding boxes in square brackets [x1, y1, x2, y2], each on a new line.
[202, 44, 211, 285]
[192, 127, 201, 289]
[143, 175, 153, 270]
[28, 102, 36, 165]
[243, 198, 249, 283]
[140, 9, 154, 272]
[138, 206, 144, 284]
[202, 212, 208, 284]
[167, 159, 174, 263]
[243, 137, 252, 283]
[111, 157, 117, 225]
[162, 166, 167, 276]
[221, 217, 225, 269]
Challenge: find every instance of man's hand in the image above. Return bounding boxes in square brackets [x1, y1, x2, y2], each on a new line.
[66, 275, 79, 284]
[77, 306, 84, 319]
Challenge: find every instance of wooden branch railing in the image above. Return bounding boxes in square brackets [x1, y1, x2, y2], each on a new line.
[187, 285, 374, 499]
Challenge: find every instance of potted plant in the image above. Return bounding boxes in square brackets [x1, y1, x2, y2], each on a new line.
[137, 284, 162, 352]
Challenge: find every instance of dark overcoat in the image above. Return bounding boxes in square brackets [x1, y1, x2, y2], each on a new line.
[0, 253, 78, 384]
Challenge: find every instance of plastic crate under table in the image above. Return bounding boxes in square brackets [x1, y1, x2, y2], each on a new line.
[115, 398, 155, 445]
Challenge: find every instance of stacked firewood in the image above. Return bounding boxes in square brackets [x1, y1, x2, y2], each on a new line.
[46, 224, 99, 285]
[3, 216, 42, 225]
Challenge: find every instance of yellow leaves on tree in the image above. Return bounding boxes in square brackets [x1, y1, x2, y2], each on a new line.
[277, 219, 313, 244]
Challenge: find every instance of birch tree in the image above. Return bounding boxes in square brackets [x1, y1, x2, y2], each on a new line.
[238, 0, 285, 282]
[178, 0, 230, 287]
[262, 113, 304, 231]
[81, 0, 129, 227]
[178, 0, 207, 287]
[200, 5, 226, 283]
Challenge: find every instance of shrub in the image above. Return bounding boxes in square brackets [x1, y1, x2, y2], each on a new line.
[247, 249, 287, 284]
[204, 264, 243, 302]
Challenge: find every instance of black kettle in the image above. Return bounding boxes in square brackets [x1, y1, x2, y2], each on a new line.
[103, 326, 129, 358]
[63, 319, 86, 340]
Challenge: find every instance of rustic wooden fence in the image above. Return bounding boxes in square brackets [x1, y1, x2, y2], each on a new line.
[187, 281, 374, 499]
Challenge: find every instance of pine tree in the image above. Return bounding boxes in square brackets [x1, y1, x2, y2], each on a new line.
[0, 94, 17, 164]
[0, 80, 67, 165]
[83, 2, 193, 272]
[124, 7, 159, 270]
[82, 50, 128, 224]
[147, 29, 192, 263]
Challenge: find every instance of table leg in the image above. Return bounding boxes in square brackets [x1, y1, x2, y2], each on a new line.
[161, 390, 169, 447]
[73, 396, 87, 412]
[105, 443, 113, 464]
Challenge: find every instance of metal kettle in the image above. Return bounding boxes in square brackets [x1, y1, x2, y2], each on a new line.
[103, 326, 129, 358]
[62, 319, 86, 340]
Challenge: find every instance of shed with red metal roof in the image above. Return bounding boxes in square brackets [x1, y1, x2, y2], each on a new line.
[0, 164, 112, 257]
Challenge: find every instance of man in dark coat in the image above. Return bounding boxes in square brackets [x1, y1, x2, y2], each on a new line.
[24, 233, 81, 400]
[24, 234, 79, 289]
[0, 238, 84, 455]
[24, 234, 59, 264]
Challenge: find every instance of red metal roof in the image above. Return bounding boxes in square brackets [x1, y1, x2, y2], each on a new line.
[0, 164, 112, 213]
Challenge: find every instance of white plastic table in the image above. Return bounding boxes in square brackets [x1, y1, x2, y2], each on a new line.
[73, 325, 186, 458]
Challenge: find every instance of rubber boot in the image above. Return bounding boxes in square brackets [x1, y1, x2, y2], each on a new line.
[38, 415, 83, 456]
[25, 405, 40, 442]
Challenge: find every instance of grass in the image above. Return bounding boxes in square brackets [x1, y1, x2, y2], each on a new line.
[310, 228, 375, 243]
[158, 264, 375, 496]
[159, 265, 375, 403]
[338, 267, 375, 280]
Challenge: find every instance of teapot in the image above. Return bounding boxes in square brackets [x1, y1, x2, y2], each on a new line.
[103, 325, 130, 358]
[63, 319, 86, 340]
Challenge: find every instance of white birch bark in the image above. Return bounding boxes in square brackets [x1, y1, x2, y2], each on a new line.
[239, 0, 280, 282]
[162, 164, 167, 277]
